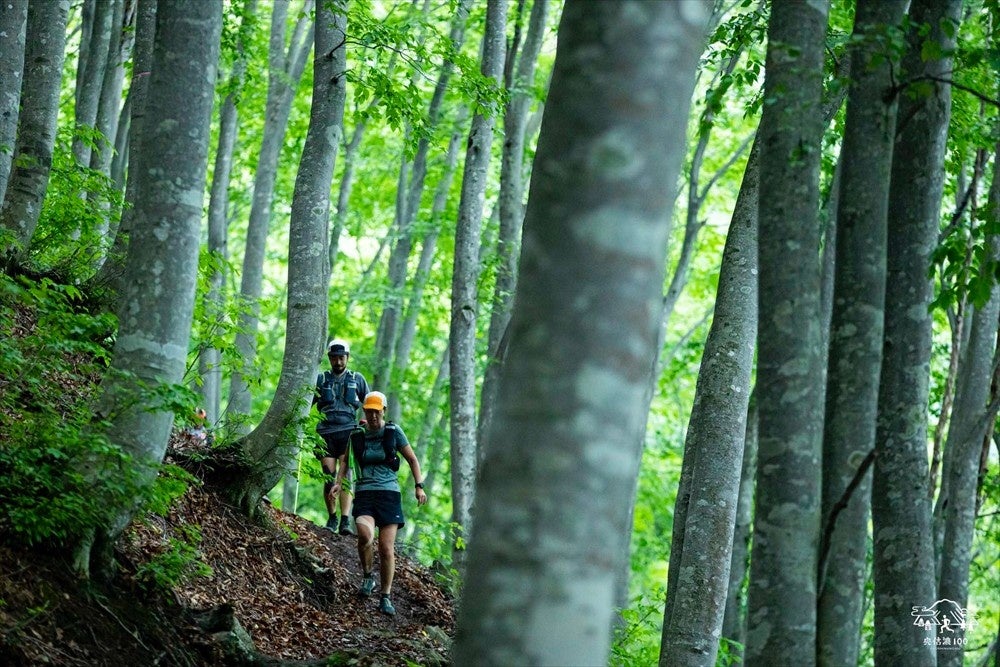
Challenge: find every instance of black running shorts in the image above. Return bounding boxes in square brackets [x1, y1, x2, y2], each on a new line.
[317, 430, 351, 460]
[352, 490, 405, 528]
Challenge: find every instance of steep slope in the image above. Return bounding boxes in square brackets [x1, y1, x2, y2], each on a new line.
[0, 438, 455, 666]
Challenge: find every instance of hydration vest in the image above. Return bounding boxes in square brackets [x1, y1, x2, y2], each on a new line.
[316, 369, 361, 428]
[350, 423, 400, 472]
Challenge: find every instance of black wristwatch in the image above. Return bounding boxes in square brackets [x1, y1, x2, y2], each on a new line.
[415, 482, 425, 489]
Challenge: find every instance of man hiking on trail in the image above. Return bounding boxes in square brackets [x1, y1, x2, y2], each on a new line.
[314, 339, 369, 535]
[331, 391, 427, 616]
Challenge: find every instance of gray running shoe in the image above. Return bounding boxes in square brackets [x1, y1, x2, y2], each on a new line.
[360, 574, 376, 597]
[379, 595, 396, 616]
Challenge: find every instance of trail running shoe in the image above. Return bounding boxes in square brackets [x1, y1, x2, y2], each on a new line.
[338, 516, 354, 535]
[360, 574, 376, 597]
[379, 595, 396, 616]
[325, 516, 337, 531]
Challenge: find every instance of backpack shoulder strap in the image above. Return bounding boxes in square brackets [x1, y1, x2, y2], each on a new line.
[349, 428, 366, 465]
[382, 423, 400, 468]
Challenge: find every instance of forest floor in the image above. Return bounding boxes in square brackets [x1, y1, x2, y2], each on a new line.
[0, 430, 456, 666]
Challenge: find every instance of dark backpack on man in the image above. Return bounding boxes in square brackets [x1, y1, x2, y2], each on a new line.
[316, 370, 361, 429]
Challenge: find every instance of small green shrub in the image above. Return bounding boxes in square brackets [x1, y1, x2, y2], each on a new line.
[610, 587, 665, 667]
[134, 525, 213, 592]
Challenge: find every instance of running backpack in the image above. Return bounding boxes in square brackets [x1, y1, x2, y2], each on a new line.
[350, 423, 400, 472]
[316, 370, 361, 427]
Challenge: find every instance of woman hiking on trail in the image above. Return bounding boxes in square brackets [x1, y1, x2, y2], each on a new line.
[331, 391, 427, 616]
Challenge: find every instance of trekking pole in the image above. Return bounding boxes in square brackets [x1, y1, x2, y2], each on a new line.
[292, 445, 302, 514]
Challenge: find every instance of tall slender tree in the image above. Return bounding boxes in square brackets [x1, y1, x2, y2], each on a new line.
[89, 0, 129, 182]
[227, 0, 314, 430]
[722, 389, 758, 657]
[817, 2, 907, 665]
[71, 0, 113, 170]
[0, 0, 27, 204]
[453, 1, 710, 663]
[374, 0, 473, 394]
[76, 0, 221, 580]
[745, 0, 829, 663]
[934, 145, 1000, 667]
[476, 0, 548, 463]
[872, 0, 962, 663]
[392, 114, 466, 424]
[201, 0, 259, 427]
[660, 138, 758, 667]
[448, 0, 507, 559]
[223, 0, 348, 516]
[87, 0, 157, 295]
[0, 0, 70, 262]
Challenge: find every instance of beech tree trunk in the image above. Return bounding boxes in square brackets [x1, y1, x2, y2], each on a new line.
[227, 0, 314, 429]
[225, 1, 348, 516]
[745, 0, 829, 663]
[448, 0, 507, 563]
[0, 0, 27, 204]
[934, 144, 1000, 667]
[0, 0, 70, 261]
[872, 0, 962, 663]
[89, 0, 128, 180]
[201, 0, 258, 427]
[391, 116, 465, 423]
[86, 0, 157, 299]
[453, 2, 709, 664]
[71, 0, 113, 170]
[373, 0, 472, 393]
[476, 0, 548, 463]
[721, 389, 758, 659]
[78, 0, 221, 579]
[816, 2, 907, 665]
[660, 137, 758, 667]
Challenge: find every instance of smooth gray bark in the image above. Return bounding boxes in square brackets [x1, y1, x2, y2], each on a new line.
[201, 0, 258, 428]
[453, 2, 709, 664]
[872, 0, 962, 663]
[476, 0, 548, 465]
[659, 137, 758, 667]
[109, 57, 132, 191]
[934, 146, 1000, 667]
[816, 2, 907, 665]
[0, 0, 69, 259]
[932, 148, 988, 559]
[86, 0, 156, 299]
[89, 0, 127, 179]
[0, 0, 27, 204]
[745, 0, 829, 663]
[71, 0, 113, 169]
[73, 0, 96, 113]
[448, 0, 507, 561]
[85, 0, 128, 267]
[79, 0, 221, 579]
[227, 0, 313, 429]
[226, 1, 347, 516]
[721, 389, 758, 659]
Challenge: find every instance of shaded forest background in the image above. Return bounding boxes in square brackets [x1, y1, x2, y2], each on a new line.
[1, 0, 999, 665]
